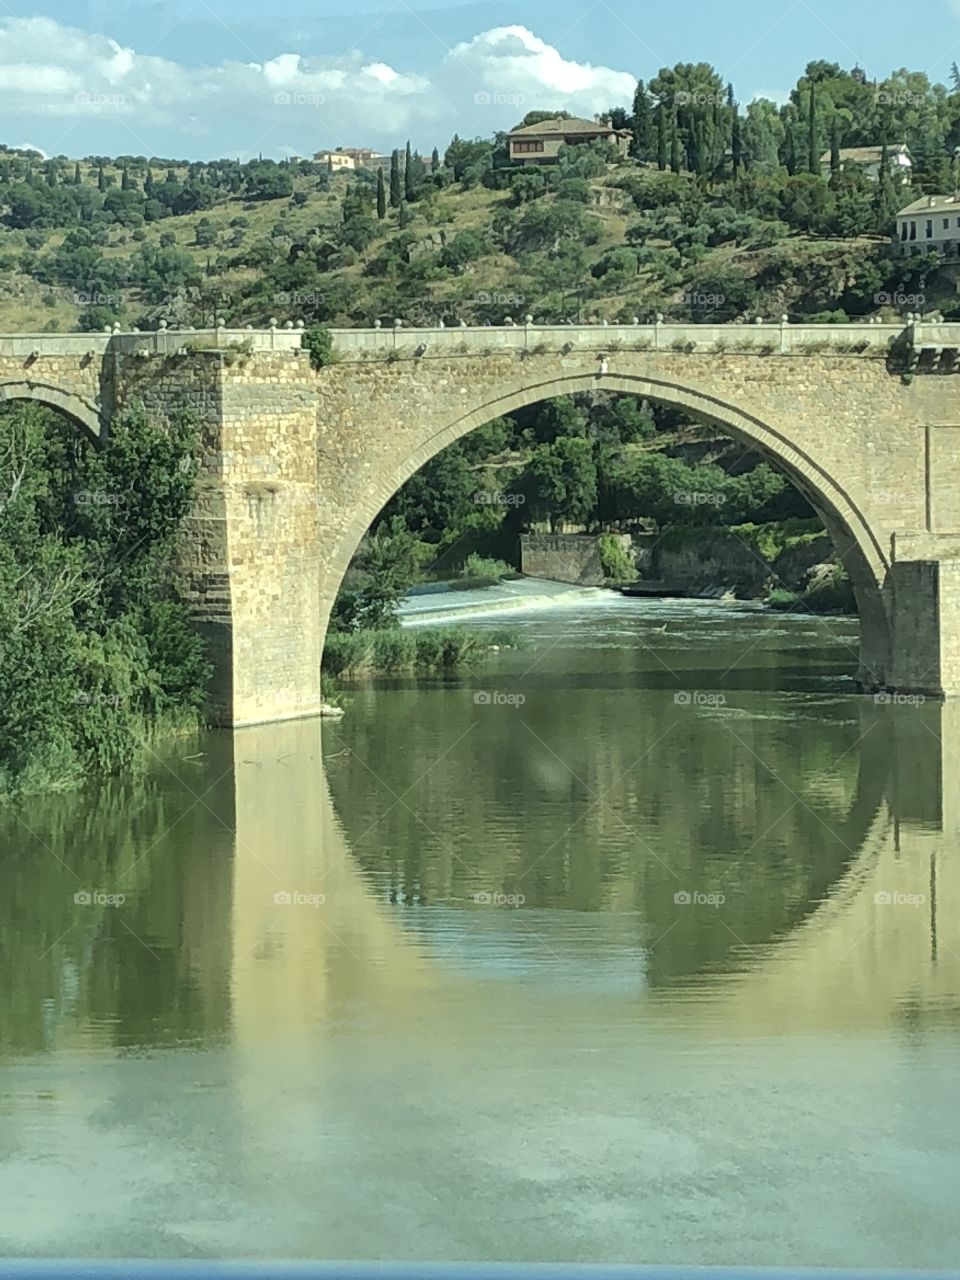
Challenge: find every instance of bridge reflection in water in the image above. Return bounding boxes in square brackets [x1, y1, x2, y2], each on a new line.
[228, 703, 960, 1039]
[1, 695, 958, 1262]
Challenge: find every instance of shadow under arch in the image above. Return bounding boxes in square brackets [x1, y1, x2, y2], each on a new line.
[0, 379, 103, 445]
[322, 370, 891, 680]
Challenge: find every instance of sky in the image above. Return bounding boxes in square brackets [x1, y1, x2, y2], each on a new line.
[2, 0, 960, 161]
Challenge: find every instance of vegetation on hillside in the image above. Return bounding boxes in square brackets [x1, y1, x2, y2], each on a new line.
[4, 58, 960, 330]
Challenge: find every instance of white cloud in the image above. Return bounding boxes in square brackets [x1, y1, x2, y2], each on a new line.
[0, 16, 636, 155]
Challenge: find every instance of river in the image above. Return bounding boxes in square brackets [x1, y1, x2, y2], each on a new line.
[1, 590, 958, 1268]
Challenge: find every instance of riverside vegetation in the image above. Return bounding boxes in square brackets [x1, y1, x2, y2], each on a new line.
[0, 402, 209, 798]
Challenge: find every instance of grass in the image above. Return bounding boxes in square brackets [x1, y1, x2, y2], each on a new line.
[322, 625, 521, 676]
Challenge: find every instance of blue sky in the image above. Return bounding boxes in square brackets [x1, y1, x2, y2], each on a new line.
[2, 0, 959, 160]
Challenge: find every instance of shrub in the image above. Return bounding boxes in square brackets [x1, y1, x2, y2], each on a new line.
[303, 325, 335, 369]
[599, 535, 637, 582]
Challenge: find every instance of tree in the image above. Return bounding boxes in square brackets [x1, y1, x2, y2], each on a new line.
[431, 147, 440, 171]
[874, 141, 900, 234]
[807, 82, 819, 174]
[389, 150, 402, 207]
[73, 162, 82, 185]
[97, 166, 106, 193]
[194, 217, 217, 246]
[732, 103, 742, 179]
[376, 167, 386, 220]
[523, 436, 597, 531]
[829, 117, 842, 186]
[670, 112, 682, 173]
[121, 166, 132, 191]
[404, 140, 415, 202]
[631, 80, 653, 160]
[438, 229, 488, 274]
[742, 99, 784, 174]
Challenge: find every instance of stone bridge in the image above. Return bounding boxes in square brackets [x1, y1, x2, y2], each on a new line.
[3, 318, 960, 726]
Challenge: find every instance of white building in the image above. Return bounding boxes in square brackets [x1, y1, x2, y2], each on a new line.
[819, 144, 912, 183]
[894, 194, 960, 257]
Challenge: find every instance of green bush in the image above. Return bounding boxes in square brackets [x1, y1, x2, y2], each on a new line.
[303, 325, 335, 369]
[599, 535, 637, 583]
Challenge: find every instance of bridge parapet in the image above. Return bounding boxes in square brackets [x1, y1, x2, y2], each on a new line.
[0, 319, 950, 364]
[329, 319, 914, 359]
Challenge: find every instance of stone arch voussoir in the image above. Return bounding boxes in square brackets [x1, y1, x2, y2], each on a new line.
[0, 380, 103, 444]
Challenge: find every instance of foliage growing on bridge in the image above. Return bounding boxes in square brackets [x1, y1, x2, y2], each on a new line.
[0, 403, 211, 797]
[303, 326, 335, 370]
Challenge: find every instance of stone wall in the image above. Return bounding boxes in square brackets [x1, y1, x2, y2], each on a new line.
[520, 533, 631, 585]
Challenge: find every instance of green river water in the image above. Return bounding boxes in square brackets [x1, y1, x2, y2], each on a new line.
[1, 593, 958, 1267]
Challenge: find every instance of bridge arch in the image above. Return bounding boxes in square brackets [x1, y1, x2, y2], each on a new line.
[0, 380, 103, 444]
[322, 369, 892, 681]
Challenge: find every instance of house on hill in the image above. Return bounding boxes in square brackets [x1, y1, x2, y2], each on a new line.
[894, 193, 960, 257]
[818, 144, 912, 183]
[507, 116, 631, 166]
[313, 147, 389, 172]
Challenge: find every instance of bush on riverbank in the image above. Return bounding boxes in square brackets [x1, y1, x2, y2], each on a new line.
[0, 403, 210, 798]
[446, 553, 518, 591]
[767, 564, 855, 615]
[322, 625, 519, 676]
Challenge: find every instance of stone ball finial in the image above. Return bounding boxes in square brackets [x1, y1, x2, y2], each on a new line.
[158, 319, 168, 329]
[438, 318, 445, 328]
[245, 324, 254, 330]
[394, 318, 403, 328]
[216, 316, 226, 328]
[284, 320, 294, 329]
[632, 317, 640, 325]
[460, 318, 467, 327]
[374, 319, 382, 329]
[781, 314, 789, 325]
[754, 316, 764, 324]
[103, 326, 112, 333]
[525, 314, 533, 325]
[655, 312, 664, 324]
[295, 319, 305, 329]
[269, 317, 278, 328]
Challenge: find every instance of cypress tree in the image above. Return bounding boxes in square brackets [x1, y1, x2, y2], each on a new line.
[731, 104, 742, 179]
[829, 118, 842, 186]
[145, 167, 155, 196]
[875, 140, 899, 234]
[398, 200, 409, 229]
[807, 83, 818, 174]
[121, 165, 131, 190]
[376, 166, 386, 219]
[389, 150, 401, 207]
[97, 165, 106, 192]
[46, 166, 57, 187]
[404, 139, 416, 201]
[631, 79, 652, 160]
[670, 111, 682, 173]
[73, 161, 81, 185]
[431, 146, 440, 170]
[656, 103, 667, 170]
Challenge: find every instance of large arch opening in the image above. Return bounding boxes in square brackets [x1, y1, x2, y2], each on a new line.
[321, 371, 891, 687]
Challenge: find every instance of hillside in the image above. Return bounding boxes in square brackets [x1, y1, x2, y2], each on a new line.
[0, 130, 953, 333]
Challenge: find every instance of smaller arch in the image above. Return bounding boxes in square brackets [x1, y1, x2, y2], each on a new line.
[0, 380, 103, 444]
